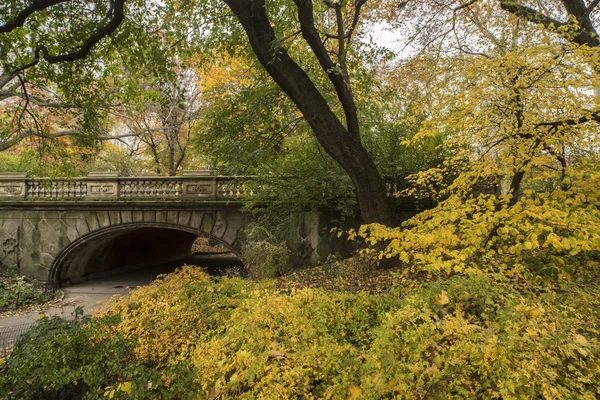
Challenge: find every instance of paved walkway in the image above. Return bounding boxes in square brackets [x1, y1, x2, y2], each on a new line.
[0, 254, 242, 328]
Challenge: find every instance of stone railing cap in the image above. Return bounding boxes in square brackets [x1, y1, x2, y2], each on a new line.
[182, 170, 213, 177]
[87, 171, 120, 178]
[0, 172, 29, 179]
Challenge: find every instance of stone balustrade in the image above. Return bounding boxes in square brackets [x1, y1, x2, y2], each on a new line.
[0, 171, 251, 201]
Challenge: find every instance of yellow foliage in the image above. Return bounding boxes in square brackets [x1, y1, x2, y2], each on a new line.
[86, 270, 600, 398]
[360, 38, 600, 280]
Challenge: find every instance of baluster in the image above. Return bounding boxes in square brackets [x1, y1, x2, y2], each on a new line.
[30, 182, 38, 198]
[131, 181, 139, 198]
[122, 181, 131, 198]
[218, 181, 226, 197]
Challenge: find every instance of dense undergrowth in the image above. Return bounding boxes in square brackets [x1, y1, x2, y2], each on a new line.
[1, 264, 598, 399]
[0, 271, 61, 315]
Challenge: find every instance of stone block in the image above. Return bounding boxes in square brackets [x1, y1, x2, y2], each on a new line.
[40, 252, 55, 268]
[167, 211, 179, 225]
[121, 210, 133, 224]
[66, 226, 80, 243]
[0, 172, 27, 200]
[182, 180, 217, 200]
[75, 219, 90, 236]
[108, 211, 121, 225]
[96, 211, 111, 228]
[221, 228, 238, 246]
[85, 172, 119, 200]
[212, 220, 227, 239]
[143, 211, 156, 223]
[2, 219, 19, 237]
[178, 211, 191, 227]
[189, 212, 204, 230]
[21, 219, 35, 237]
[156, 210, 166, 224]
[133, 211, 143, 223]
[87, 213, 100, 231]
[201, 212, 215, 234]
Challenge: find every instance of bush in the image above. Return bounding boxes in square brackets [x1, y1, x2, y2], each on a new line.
[2, 267, 598, 399]
[361, 274, 600, 399]
[0, 313, 128, 399]
[241, 225, 290, 279]
[0, 312, 201, 400]
[0, 271, 59, 313]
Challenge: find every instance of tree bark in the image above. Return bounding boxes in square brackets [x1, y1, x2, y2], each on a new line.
[222, 0, 393, 225]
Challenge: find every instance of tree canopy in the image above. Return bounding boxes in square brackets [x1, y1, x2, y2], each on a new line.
[1, 0, 600, 274]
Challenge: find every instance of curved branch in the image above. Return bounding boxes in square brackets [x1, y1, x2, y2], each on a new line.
[11, 0, 127, 74]
[0, 129, 141, 152]
[499, 1, 566, 29]
[0, 0, 70, 33]
[500, 0, 600, 47]
[292, 0, 360, 137]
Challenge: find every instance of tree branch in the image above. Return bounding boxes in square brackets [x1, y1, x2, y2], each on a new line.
[345, 0, 367, 46]
[10, 0, 127, 75]
[292, 0, 361, 137]
[499, 1, 566, 30]
[501, 0, 600, 47]
[0, 129, 139, 152]
[0, 74, 17, 91]
[0, 0, 70, 33]
[589, 0, 600, 12]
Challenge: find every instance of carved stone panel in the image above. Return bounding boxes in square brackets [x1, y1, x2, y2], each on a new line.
[86, 182, 118, 200]
[0, 182, 26, 200]
[182, 181, 216, 200]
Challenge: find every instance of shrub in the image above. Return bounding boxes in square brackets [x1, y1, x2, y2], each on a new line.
[0, 312, 201, 400]
[0, 271, 59, 313]
[360, 274, 600, 399]
[241, 225, 290, 279]
[93, 266, 258, 365]
[192, 288, 385, 398]
[2, 267, 598, 399]
[0, 313, 131, 399]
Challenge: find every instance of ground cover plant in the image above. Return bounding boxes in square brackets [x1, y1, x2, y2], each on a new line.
[0, 271, 61, 315]
[1, 264, 598, 399]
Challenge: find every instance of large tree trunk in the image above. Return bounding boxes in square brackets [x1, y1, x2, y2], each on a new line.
[222, 0, 393, 225]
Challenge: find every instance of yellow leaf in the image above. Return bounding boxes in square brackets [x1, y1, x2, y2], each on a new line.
[574, 334, 589, 346]
[119, 381, 132, 394]
[435, 290, 450, 305]
[348, 385, 362, 399]
[268, 350, 286, 361]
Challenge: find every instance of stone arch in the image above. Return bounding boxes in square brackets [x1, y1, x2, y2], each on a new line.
[50, 213, 246, 285]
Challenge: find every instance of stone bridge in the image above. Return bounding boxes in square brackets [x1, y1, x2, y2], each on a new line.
[0, 172, 336, 285]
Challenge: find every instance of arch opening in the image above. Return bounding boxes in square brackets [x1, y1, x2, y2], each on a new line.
[51, 224, 242, 285]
